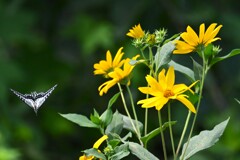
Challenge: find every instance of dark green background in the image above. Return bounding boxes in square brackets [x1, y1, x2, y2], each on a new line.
[0, 0, 240, 159]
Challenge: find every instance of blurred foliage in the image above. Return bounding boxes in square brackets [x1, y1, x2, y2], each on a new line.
[0, 0, 239, 159]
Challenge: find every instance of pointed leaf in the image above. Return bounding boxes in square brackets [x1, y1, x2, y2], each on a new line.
[155, 40, 175, 71]
[105, 111, 123, 135]
[83, 148, 106, 160]
[168, 60, 195, 82]
[59, 113, 98, 128]
[210, 49, 240, 67]
[108, 92, 120, 109]
[192, 58, 203, 81]
[110, 143, 130, 160]
[100, 109, 113, 126]
[128, 142, 159, 160]
[122, 114, 143, 135]
[180, 117, 230, 160]
[90, 113, 102, 125]
[141, 121, 176, 146]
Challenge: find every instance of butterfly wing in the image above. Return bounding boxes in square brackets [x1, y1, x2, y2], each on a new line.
[10, 89, 35, 109]
[34, 84, 57, 109]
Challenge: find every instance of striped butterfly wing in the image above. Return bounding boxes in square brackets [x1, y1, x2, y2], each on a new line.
[34, 84, 58, 110]
[10, 89, 35, 109]
[11, 84, 57, 114]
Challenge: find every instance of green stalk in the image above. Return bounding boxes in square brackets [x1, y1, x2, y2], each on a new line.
[117, 83, 142, 145]
[158, 110, 167, 160]
[144, 47, 154, 136]
[144, 107, 148, 136]
[181, 51, 209, 159]
[175, 110, 191, 159]
[126, 85, 141, 136]
[168, 103, 176, 159]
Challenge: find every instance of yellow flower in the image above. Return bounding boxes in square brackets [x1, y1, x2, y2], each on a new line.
[94, 47, 125, 78]
[137, 66, 198, 113]
[98, 55, 140, 96]
[173, 23, 222, 54]
[79, 135, 108, 160]
[126, 24, 145, 39]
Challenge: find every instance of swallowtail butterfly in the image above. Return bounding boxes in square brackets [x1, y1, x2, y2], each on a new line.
[11, 84, 57, 114]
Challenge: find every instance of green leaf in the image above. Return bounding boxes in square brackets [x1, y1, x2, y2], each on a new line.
[93, 109, 100, 117]
[122, 114, 143, 135]
[209, 49, 240, 67]
[203, 43, 214, 59]
[192, 58, 203, 81]
[90, 113, 102, 125]
[110, 143, 130, 160]
[128, 142, 159, 160]
[168, 60, 195, 82]
[155, 40, 175, 71]
[59, 113, 98, 128]
[108, 92, 120, 109]
[105, 111, 123, 135]
[83, 148, 106, 160]
[141, 121, 176, 146]
[100, 109, 113, 126]
[180, 117, 230, 160]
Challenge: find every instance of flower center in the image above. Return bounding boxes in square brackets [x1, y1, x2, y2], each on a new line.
[164, 90, 175, 98]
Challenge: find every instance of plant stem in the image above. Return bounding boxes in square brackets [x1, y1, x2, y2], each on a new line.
[181, 51, 209, 159]
[126, 85, 141, 136]
[144, 47, 154, 137]
[175, 110, 191, 159]
[158, 110, 167, 160]
[144, 107, 148, 136]
[168, 103, 176, 159]
[117, 83, 142, 145]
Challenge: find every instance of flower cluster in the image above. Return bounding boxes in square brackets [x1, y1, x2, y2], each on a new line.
[61, 22, 239, 160]
[94, 47, 139, 96]
[126, 23, 167, 48]
[137, 66, 198, 113]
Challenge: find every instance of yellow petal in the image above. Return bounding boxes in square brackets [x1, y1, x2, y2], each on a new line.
[146, 75, 163, 92]
[106, 50, 112, 65]
[158, 69, 167, 90]
[203, 25, 222, 45]
[138, 96, 168, 111]
[181, 32, 197, 46]
[199, 23, 205, 43]
[204, 23, 217, 40]
[138, 86, 163, 97]
[93, 135, 108, 149]
[176, 95, 196, 113]
[113, 47, 124, 67]
[186, 26, 199, 45]
[172, 84, 189, 94]
[79, 155, 94, 160]
[98, 79, 118, 96]
[166, 66, 175, 89]
[173, 40, 195, 54]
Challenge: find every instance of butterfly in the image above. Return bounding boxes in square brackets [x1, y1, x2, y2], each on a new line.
[10, 84, 57, 114]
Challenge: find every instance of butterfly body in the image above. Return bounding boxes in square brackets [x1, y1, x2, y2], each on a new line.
[11, 84, 57, 114]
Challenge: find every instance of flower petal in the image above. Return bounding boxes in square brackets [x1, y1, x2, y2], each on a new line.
[181, 32, 197, 46]
[186, 25, 199, 45]
[166, 66, 175, 89]
[146, 75, 163, 92]
[113, 47, 124, 67]
[93, 135, 108, 149]
[176, 95, 196, 113]
[199, 23, 205, 43]
[203, 24, 222, 45]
